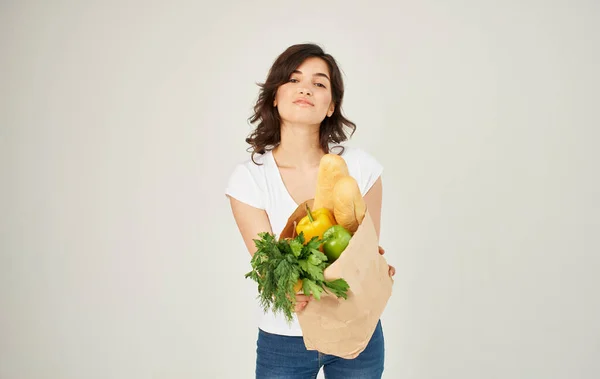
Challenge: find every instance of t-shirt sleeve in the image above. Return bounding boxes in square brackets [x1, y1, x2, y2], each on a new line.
[225, 163, 266, 209]
[355, 148, 384, 195]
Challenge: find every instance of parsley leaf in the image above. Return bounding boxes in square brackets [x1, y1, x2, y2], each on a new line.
[302, 278, 324, 300]
[298, 258, 324, 282]
[324, 278, 350, 300]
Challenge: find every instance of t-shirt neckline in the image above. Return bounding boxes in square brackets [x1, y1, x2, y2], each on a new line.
[265, 145, 347, 208]
[266, 150, 303, 208]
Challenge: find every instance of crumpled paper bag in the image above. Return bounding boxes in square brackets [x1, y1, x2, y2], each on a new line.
[279, 199, 394, 359]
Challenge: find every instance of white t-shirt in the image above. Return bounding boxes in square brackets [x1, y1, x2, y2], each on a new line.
[225, 145, 383, 336]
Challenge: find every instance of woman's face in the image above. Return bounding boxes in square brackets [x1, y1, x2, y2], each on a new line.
[274, 57, 335, 126]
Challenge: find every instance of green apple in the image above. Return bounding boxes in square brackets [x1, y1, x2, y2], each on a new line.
[322, 225, 352, 262]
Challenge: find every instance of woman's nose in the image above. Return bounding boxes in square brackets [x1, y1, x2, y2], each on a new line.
[297, 87, 312, 96]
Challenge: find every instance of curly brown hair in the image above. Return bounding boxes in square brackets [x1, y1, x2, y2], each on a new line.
[245, 43, 356, 164]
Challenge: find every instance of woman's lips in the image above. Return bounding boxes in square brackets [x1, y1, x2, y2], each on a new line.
[293, 99, 314, 106]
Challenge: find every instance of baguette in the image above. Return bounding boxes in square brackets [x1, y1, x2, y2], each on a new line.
[313, 154, 349, 213]
[332, 175, 366, 233]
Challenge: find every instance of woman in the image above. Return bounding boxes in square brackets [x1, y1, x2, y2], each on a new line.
[225, 43, 395, 379]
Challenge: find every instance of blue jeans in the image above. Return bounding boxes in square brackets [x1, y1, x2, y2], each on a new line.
[255, 320, 385, 379]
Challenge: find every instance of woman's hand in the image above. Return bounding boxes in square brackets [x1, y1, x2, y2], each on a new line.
[294, 294, 312, 312]
[378, 246, 396, 277]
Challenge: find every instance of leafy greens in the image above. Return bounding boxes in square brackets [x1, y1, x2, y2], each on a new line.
[245, 232, 350, 324]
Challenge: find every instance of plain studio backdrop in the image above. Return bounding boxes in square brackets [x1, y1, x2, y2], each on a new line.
[1, 1, 599, 378]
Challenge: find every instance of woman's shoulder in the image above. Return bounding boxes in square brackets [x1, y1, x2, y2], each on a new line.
[231, 150, 270, 171]
[225, 151, 271, 208]
[227, 150, 271, 187]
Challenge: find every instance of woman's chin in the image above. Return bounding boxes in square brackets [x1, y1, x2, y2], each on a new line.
[280, 114, 325, 127]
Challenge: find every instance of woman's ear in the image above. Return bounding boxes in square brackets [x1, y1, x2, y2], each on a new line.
[327, 103, 335, 117]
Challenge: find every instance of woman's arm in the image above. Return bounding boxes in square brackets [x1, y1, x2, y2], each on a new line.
[363, 176, 383, 239]
[228, 196, 313, 310]
[227, 196, 273, 257]
[364, 176, 396, 277]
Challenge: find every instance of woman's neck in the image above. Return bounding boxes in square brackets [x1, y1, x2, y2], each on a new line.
[272, 122, 324, 169]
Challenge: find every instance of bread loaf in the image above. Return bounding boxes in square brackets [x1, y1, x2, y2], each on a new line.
[332, 175, 366, 233]
[313, 154, 349, 213]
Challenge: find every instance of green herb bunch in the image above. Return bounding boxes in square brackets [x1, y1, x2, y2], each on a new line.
[245, 232, 350, 324]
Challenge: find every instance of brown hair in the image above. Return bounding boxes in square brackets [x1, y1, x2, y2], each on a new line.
[245, 43, 356, 164]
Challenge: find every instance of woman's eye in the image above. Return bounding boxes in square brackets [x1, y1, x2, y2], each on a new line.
[315, 83, 326, 88]
[289, 78, 299, 83]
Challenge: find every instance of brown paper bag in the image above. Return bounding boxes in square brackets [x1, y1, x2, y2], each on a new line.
[280, 199, 394, 359]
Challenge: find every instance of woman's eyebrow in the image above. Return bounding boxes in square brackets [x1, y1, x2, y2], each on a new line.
[292, 70, 331, 81]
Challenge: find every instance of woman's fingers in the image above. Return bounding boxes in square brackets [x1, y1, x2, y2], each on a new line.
[293, 293, 313, 312]
[389, 265, 396, 277]
[294, 301, 308, 312]
[295, 294, 311, 302]
[379, 246, 395, 277]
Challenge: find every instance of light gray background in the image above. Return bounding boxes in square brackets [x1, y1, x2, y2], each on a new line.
[1, 1, 599, 378]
